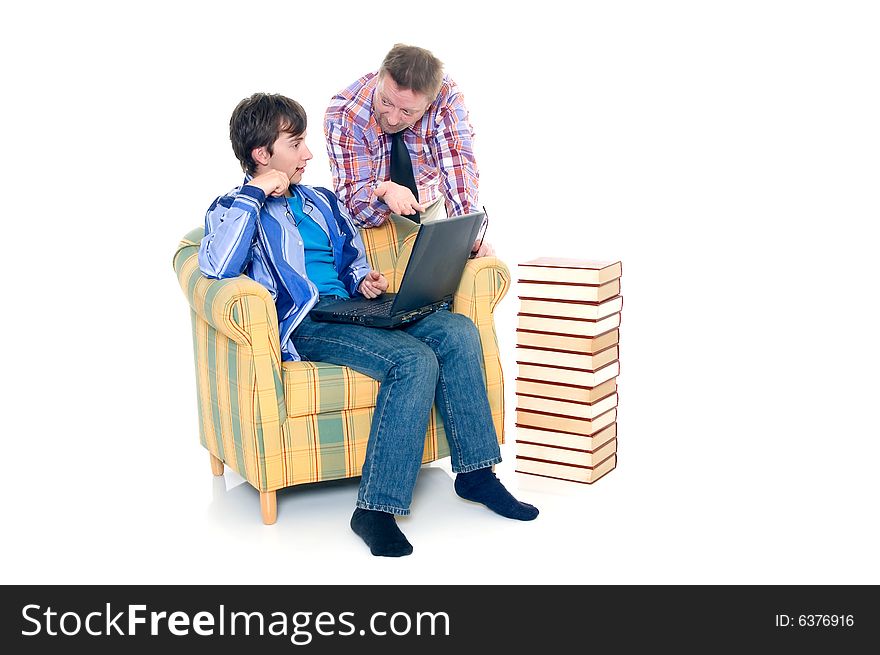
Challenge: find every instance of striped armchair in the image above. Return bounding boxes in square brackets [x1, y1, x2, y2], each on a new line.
[173, 215, 510, 524]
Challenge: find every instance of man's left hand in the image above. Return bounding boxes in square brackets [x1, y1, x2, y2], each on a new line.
[471, 239, 495, 258]
[359, 271, 389, 299]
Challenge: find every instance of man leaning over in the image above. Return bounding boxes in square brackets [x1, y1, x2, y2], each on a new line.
[325, 43, 493, 256]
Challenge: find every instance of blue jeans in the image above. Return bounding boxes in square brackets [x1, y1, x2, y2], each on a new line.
[291, 299, 502, 515]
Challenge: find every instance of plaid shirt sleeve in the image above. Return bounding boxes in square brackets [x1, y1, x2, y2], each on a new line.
[433, 85, 479, 217]
[324, 113, 390, 228]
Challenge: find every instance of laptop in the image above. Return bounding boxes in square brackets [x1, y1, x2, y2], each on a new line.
[310, 211, 485, 328]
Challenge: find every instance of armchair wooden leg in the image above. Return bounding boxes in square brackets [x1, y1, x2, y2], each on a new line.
[209, 453, 224, 476]
[260, 491, 277, 525]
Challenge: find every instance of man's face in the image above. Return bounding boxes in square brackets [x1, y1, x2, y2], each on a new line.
[373, 75, 431, 134]
[265, 130, 313, 184]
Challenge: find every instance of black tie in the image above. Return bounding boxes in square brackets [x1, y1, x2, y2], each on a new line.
[389, 130, 420, 223]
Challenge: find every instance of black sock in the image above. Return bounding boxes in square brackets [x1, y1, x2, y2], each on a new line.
[350, 508, 413, 557]
[455, 467, 539, 520]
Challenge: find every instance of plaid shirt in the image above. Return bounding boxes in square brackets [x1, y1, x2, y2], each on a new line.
[324, 72, 479, 227]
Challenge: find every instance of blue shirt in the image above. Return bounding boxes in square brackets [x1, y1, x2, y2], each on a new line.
[288, 196, 350, 299]
[198, 180, 371, 361]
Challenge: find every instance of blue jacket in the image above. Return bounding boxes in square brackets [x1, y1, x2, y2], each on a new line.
[198, 177, 372, 361]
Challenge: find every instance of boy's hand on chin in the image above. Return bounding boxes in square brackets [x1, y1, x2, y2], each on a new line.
[248, 169, 291, 197]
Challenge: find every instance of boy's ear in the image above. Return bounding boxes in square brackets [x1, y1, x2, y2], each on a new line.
[252, 146, 270, 167]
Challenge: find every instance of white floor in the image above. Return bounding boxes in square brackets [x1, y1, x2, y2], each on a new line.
[7, 399, 878, 585]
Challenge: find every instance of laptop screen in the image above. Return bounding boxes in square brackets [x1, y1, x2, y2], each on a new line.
[391, 212, 485, 314]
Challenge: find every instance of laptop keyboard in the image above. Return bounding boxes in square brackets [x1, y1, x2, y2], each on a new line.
[339, 298, 395, 316]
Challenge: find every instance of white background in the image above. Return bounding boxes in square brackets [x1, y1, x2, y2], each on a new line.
[2, 0, 878, 584]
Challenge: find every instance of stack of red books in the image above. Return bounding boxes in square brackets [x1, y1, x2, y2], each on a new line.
[514, 257, 623, 484]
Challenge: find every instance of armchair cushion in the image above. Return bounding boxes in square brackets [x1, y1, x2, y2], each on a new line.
[283, 361, 379, 418]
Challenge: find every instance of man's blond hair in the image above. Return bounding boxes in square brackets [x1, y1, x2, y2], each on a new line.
[379, 44, 444, 100]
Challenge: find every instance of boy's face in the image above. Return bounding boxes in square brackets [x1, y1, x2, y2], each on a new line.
[263, 130, 313, 184]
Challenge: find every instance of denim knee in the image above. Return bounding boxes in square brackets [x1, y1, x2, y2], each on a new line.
[436, 313, 482, 356]
[393, 342, 439, 386]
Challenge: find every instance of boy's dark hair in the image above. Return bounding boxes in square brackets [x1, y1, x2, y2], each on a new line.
[229, 93, 307, 175]
[379, 44, 444, 100]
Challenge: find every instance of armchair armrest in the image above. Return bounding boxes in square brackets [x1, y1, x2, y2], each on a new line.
[173, 232, 286, 444]
[453, 256, 511, 325]
[173, 232, 282, 353]
[453, 256, 509, 445]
